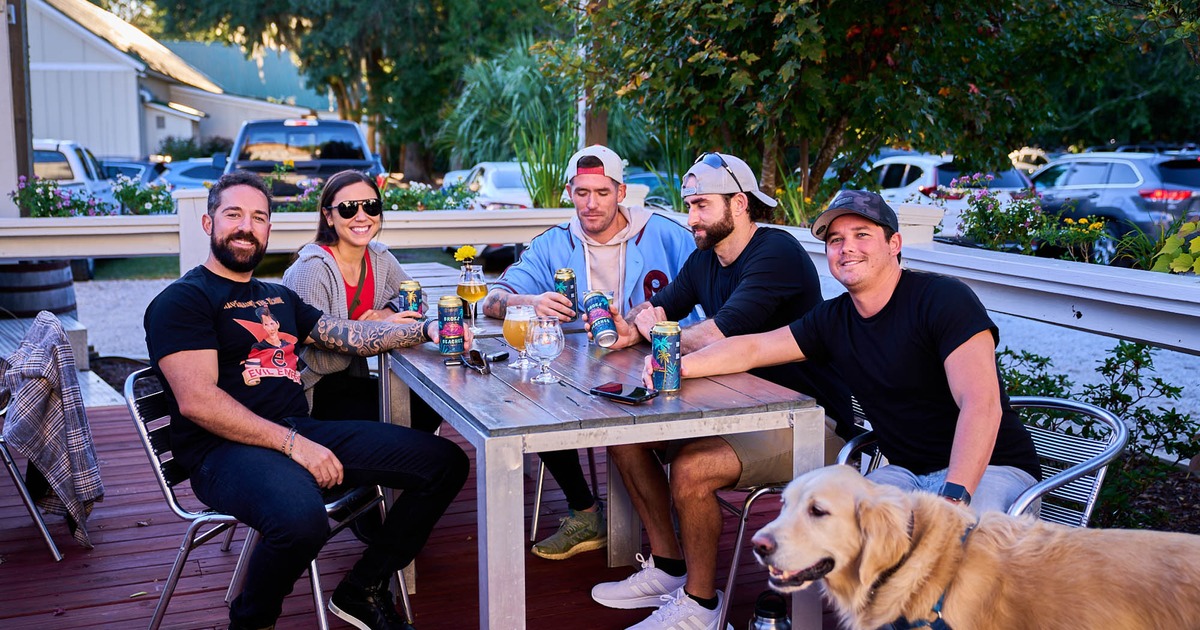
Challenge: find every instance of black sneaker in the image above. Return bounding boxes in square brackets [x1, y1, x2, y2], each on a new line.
[328, 579, 415, 630]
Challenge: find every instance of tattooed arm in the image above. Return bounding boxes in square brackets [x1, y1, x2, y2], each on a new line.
[305, 313, 433, 355]
[482, 287, 574, 320]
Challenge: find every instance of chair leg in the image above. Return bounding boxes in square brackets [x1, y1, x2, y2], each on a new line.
[530, 459, 546, 542]
[0, 440, 63, 562]
[149, 519, 208, 630]
[586, 447, 599, 499]
[396, 564, 414, 624]
[220, 523, 238, 552]
[226, 529, 260, 605]
[717, 487, 777, 630]
[311, 559, 331, 630]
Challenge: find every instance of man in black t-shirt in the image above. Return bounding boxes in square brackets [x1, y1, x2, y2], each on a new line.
[674, 190, 1039, 514]
[144, 171, 469, 630]
[590, 153, 854, 627]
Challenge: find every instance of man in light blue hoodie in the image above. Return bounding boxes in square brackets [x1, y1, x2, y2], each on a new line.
[481, 144, 696, 561]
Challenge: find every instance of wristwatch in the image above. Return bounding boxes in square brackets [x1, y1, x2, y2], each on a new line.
[940, 482, 972, 505]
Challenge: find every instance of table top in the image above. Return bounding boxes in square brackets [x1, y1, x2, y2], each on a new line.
[389, 332, 815, 439]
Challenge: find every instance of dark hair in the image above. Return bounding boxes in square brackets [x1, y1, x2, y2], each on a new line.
[314, 170, 383, 246]
[255, 305, 273, 321]
[570, 155, 618, 189]
[207, 171, 271, 216]
[721, 192, 774, 223]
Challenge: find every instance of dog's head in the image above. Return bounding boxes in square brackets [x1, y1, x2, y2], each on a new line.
[751, 466, 913, 595]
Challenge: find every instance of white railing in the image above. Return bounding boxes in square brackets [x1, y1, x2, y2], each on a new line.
[0, 191, 1197, 355]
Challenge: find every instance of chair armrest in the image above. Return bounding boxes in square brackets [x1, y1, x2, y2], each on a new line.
[836, 431, 878, 466]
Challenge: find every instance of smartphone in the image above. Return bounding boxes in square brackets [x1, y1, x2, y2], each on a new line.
[443, 357, 464, 367]
[485, 350, 510, 362]
[590, 381, 659, 405]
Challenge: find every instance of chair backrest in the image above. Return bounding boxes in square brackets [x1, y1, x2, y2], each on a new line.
[124, 367, 205, 521]
[1005, 396, 1130, 527]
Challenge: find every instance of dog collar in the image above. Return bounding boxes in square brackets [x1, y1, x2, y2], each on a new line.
[894, 521, 979, 630]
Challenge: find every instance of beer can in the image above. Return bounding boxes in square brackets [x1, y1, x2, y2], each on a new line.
[397, 280, 423, 315]
[650, 321, 682, 392]
[553, 268, 578, 322]
[438, 295, 465, 355]
[582, 290, 617, 348]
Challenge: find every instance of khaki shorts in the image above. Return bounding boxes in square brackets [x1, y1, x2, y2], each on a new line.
[665, 417, 844, 488]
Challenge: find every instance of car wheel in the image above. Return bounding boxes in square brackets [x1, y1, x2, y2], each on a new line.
[1090, 225, 1122, 266]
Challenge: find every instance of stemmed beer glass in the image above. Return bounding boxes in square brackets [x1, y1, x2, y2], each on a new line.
[502, 304, 537, 369]
[457, 263, 486, 334]
[526, 316, 565, 384]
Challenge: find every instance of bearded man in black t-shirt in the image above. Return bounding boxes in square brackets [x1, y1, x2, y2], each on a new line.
[144, 171, 469, 630]
[674, 190, 1039, 517]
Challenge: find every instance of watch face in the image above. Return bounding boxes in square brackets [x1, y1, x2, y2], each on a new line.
[941, 482, 971, 505]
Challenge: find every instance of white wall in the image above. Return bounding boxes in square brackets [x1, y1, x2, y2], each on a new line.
[0, 3, 19, 218]
[170, 85, 310, 144]
[142, 105, 198, 157]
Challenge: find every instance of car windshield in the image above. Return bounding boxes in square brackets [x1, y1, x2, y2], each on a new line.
[33, 150, 73, 180]
[938, 163, 1027, 188]
[238, 124, 367, 161]
[1157, 159, 1200, 187]
[493, 170, 526, 189]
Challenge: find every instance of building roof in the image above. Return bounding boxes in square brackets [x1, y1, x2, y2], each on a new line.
[43, 0, 223, 94]
[163, 41, 332, 112]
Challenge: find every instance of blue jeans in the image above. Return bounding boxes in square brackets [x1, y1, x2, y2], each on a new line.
[866, 464, 1037, 514]
[189, 416, 469, 627]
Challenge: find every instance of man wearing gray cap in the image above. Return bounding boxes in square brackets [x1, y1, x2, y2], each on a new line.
[592, 153, 855, 630]
[674, 188, 1039, 513]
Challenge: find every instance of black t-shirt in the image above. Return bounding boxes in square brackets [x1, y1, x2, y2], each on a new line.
[144, 266, 324, 470]
[790, 270, 1040, 478]
[651, 226, 856, 432]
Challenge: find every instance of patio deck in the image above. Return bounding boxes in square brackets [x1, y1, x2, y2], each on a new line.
[0, 404, 821, 630]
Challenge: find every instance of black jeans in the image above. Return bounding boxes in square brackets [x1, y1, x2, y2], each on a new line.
[189, 416, 469, 627]
[311, 369, 443, 433]
[539, 449, 596, 512]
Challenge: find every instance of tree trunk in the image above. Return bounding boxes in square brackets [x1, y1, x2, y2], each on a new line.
[760, 134, 780, 224]
[402, 142, 431, 183]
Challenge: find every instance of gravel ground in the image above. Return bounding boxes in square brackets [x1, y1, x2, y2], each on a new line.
[74, 276, 1200, 419]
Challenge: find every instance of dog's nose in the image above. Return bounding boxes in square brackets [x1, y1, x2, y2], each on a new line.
[752, 532, 776, 557]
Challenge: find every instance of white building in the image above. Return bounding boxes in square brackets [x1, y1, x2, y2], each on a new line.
[27, 0, 318, 160]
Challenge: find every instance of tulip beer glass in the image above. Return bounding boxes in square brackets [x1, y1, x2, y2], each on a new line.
[503, 304, 537, 369]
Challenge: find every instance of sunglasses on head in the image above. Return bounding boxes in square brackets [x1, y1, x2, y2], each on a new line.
[327, 198, 382, 219]
[683, 152, 747, 197]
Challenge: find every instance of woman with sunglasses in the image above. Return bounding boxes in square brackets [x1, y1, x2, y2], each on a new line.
[282, 170, 443, 431]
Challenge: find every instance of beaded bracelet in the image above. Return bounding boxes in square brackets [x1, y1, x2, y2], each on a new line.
[282, 427, 297, 459]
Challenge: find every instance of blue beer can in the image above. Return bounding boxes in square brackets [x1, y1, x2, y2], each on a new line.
[397, 280, 423, 315]
[554, 268, 578, 322]
[582, 290, 617, 347]
[650, 321, 682, 392]
[438, 295, 465, 355]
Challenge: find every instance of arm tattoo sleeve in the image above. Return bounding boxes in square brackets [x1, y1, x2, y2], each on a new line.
[482, 291, 510, 319]
[309, 314, 426, 355]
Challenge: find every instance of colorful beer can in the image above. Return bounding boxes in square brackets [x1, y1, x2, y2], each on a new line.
[582, 290, 618, 348]
[438, 295, 465, 355]
[553, 268, 578, 322]
[650, 321, 682, 392]
[397, 280, 423, 315]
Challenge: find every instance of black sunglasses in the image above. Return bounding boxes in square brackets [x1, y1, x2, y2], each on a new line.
[463, 349, 491, 375]
[684, 152, 747, 196]
[327, 198, 382, 219]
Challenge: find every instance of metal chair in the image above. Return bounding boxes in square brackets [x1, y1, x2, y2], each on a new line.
[529, 448, 600, 541]
[125, 367, 410, 630]
[0, 406, 64, 561]
[835, 396, 1130, 526]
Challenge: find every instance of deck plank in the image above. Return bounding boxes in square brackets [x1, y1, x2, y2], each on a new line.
[0, 406, 816, 629]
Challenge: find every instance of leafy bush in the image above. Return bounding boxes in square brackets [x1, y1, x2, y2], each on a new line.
[158, 135, 234, 161]
[381, 181, 477, 211]
[9, 176, 115, 217]
[273, 180, 320, 213]
[1151, 220, 1200, 274]
[111, 175, 174, 214]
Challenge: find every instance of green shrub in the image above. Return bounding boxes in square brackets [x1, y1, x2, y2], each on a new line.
[9, 176, 115, 217]
[111, 175, 174, 214]
[1151, 220, 1200, 274]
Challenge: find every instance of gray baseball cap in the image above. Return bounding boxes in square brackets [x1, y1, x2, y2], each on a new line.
[681, 153, 777, 208]
[811, 190, 900, 241]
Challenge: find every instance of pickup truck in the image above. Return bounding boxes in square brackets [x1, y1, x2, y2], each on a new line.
[33, 138, 117, 210]
[221, 118, 384, 205]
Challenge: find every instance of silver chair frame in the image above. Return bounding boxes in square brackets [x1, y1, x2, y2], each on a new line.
[0, 406, 64, 561]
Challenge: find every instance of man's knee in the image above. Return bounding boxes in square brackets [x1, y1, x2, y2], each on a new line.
[258, 499, 331, 552]
[670, 441, 740, 500]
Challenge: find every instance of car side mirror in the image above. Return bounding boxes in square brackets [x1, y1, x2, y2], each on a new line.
[212, 152, 228, 171]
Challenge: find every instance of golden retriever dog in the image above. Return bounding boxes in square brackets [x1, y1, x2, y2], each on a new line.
[751, 465, 1200, 630]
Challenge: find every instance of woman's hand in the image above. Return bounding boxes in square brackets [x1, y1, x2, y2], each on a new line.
[382, 310, 423, 325]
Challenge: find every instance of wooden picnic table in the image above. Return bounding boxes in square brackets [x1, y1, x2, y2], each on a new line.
[383, 262, 826, 629]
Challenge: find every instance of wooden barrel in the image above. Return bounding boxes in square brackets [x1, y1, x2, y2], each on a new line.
[0, 261, 79, 319]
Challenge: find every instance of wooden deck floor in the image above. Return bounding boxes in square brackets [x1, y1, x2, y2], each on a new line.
[0, 405, 818, 630]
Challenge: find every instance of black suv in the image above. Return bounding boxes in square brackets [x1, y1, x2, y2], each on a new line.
[222, 119, 384, 205]
[1030, 152, 1200, 264]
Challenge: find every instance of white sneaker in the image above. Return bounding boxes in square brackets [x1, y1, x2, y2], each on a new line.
[591, 553, 688, 609]
[625, 587, 731, 630]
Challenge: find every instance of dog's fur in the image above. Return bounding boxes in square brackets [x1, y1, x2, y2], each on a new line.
[752, 466, 1200, 630]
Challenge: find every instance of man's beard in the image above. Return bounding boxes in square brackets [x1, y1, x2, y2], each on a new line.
[211, 230, 266, 273]
[693, 202, 735, 250]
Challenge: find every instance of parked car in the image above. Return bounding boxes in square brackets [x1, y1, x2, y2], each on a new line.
[441, 169, 471, 190]
[1030, 152, 1200, 264]
[33, 138, 117, 209]
[866, 153, 1032, 240]
[151, 158, 224, 191]
[103, 159, 165, 187]
[464, 161, 533, 210]
[223, 118, 383, 205]
[624, 171, 680, 210]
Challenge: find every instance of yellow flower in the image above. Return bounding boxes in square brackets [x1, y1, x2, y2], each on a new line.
[1077, 219, 1089, 227]
[283, 159, 295, 169]
[1064, 218, 1075, 224]
[454, 245, 478, 263]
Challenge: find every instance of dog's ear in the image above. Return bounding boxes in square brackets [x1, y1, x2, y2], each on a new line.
[856, 489, 912, 586]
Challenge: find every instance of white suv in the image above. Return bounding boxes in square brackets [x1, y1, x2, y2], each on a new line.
[33, 139, 117, 210]
[867, 154, 1031, 240]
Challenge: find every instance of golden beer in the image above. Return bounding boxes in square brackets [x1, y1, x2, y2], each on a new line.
[503, 317, 531, 351]
[457, 281, 487, 304]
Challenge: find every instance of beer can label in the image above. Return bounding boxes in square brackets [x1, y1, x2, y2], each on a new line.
[582, 291, 617, 347]
[398, 282, 423, 314]
[651, 325, 682, 392]
[554, 271, 578, 322]
[438, 299, 464, 355]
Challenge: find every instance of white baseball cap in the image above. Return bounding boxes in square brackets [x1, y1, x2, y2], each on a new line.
[681, 152, 777, 208]
[565, 145, 624, 184]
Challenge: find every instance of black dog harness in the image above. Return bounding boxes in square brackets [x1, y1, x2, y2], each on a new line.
[891, 520, 978, 630]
